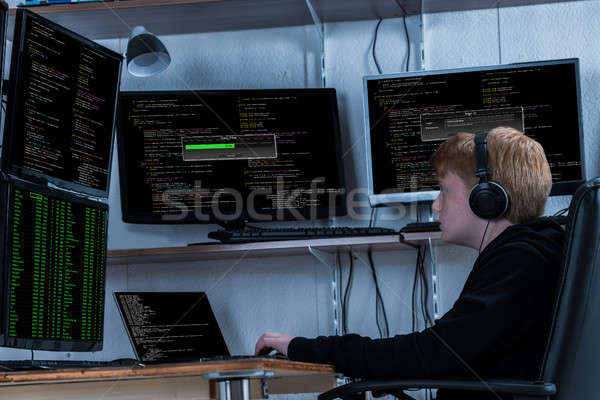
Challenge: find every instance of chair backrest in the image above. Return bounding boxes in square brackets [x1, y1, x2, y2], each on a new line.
[541, 178, 600, 399]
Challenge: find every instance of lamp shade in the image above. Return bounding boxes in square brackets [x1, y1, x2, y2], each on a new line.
[126, 26, 171, 77]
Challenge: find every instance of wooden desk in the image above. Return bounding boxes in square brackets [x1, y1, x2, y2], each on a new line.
[0, 358, 338, 400]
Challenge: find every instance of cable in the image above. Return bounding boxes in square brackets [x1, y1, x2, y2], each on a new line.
[413, 206, 429, 331]
[342, 250, 355, 335]
[368, 249, 389, 338]
[336, 250, 343, 334]
[420, 243, 433, 327]
[412, 246, 421, 332]
[369, 208, 378, 228]
[496, 5, 502, 64]
[372, 18, 383, 74]
[393, 0, 410, 72]
[422, 243, 434, 400]
[372, 2, 410, 75]
[553, 207, 569, 216]
[419, 249, 427, 329]
[479, 220, 491, 253]
[412, 244, 433, 332]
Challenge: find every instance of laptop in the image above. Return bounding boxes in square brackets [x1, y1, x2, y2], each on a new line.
[114, 291, 256, 364]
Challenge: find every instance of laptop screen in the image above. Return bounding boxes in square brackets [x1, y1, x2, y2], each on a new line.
[114, 292, 229, 363]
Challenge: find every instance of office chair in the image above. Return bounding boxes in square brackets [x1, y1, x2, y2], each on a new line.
[319, 178, 600, 400]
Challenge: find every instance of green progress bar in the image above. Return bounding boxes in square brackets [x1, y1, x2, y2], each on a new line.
[186, 144, 235, 150]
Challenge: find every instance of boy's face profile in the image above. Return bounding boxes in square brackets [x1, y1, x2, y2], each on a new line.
[432, 171, 478, 246]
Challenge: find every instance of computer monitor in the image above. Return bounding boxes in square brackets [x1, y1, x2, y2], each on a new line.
[364, 58, 585, 206]
[0, 177, 108, 351]
[2, 9, 123, 198]
[117, 89, 346, 224]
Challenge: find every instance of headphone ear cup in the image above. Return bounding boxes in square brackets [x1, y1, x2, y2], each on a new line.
[469, 182, 510, 219]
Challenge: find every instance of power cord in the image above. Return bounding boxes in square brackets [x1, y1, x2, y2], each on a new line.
[342, 250, 355, 335]
[412, 246, 420, 332]
[372, 1, 411, 74]
[420, 245, 433, 327]
[393, 0, 410, 72]
[369, 208, 378, 228]
[412, 207, 434, 332]
[412, 245, 433, 331]
[368, 249, 389, 338]
[336, 250, 344, 334]
[413, 244, 433, 400]
[372, 18, 383, 74]
[496, 4, 502, 64]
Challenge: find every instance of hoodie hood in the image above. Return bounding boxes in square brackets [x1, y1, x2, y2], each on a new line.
[475, 217, 565, 272]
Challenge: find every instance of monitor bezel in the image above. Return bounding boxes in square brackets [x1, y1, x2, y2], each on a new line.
[117, 88, 347, 224]
[363, 58, 586, 206]
[1, 9, 123, 199]
[0, 0, 8, 106]
[0, 177, 108, 352]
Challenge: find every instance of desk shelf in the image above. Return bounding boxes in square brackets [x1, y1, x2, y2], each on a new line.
[0, 359, 337, 400]
[0, 358, 335, 385]
[6, 0, 415, 40]
[106, 232, 443, 265]
[7, 0, 583, 40]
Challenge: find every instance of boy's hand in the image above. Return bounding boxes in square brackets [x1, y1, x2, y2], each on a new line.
[254, 332, 296, 356]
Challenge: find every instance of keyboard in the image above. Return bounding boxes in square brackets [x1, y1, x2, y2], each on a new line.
[0, 358, 141, 371]
[400, 221, 441, 233]
[200, 353, 288, 362]
[0, 355, 289, 371]
[207, 226, 398, 244]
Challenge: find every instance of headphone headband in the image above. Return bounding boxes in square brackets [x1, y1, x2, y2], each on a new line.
[474, 132, 490, 183]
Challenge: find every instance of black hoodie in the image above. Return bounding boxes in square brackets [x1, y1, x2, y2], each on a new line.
[288, 218, 565, 400]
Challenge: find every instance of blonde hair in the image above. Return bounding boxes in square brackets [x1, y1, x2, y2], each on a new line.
[430, 126, 552, 223]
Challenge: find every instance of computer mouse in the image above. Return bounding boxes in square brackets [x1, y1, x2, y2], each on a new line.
[257, 347, 275, 356]
[111, 358, 143, 367]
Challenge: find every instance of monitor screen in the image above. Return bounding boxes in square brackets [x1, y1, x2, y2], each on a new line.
[117, 89, 346, 224]
[0, 178, 108, 351]
[364, 58, 585, 205]
[2, 9, 123, 198]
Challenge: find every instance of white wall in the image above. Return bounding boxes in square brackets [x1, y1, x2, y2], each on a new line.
[1, 4, 598, 400]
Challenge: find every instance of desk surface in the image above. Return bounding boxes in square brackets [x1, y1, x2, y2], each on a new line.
[0, 358, 336, 385]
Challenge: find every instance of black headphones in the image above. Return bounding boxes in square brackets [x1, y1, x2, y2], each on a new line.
[469, 132, 510, 219]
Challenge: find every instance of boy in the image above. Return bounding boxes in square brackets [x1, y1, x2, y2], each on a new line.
[255, 127, 565, 400]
